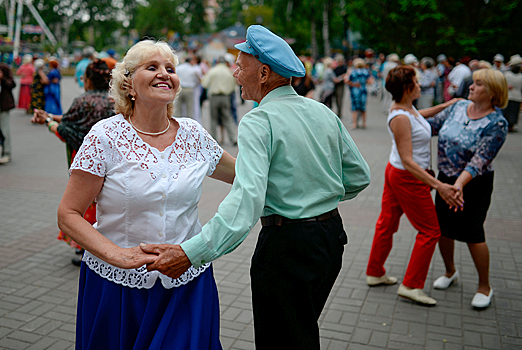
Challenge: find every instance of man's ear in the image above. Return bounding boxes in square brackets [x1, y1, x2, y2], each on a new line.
[259, 64, 271, 84]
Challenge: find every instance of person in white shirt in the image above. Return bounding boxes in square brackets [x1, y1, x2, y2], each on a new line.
[503, 55, 522, 131]
[448, 57, 472, 96]
[57, 39, 235, 350]
[174, 57, 201, 118]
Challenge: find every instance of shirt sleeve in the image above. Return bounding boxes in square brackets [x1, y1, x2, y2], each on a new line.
[428, 101, 459, 136]
[464, 117, 508, 178]
[56, 97, 85, 151]
[69, 125, 108, 177]
[181, 117, 271, 267]
[338, 120, 371, 201]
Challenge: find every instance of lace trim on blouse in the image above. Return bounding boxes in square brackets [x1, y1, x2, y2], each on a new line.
[82, 251, 211, 289]
[70, 115, 223, 180]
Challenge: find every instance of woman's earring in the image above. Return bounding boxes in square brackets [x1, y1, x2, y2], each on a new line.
[131, 96, 135, 101]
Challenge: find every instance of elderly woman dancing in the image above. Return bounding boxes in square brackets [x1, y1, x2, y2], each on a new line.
[366, 66, 462, 306]
[430, 68, 508, 309]
[57, 40, 235, 349]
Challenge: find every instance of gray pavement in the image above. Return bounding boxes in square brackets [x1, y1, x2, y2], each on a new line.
[0, 77, 521, 349]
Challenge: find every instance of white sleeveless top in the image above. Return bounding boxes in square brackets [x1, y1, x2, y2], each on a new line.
[70, 114, 223, 289]
[387, 108, 432, 170]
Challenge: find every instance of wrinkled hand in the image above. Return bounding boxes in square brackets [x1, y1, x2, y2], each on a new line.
[437, 183, 464, 212]
[112, 246, 158, 270]
[140, 243, 192, 279]
[31, 109, 47, 124]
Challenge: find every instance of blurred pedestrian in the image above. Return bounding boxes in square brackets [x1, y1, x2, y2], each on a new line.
[174, 56, 201, 119]
[333, 54, 347, 118]
[381, 53, 400, 112]
[320, 57, 338, 109]
[431, 69, 508, 309]
[31, 60, 114, 265]
[291, 57, 315, 98]
[75, 46, 95, 89]
[29, 59, 48, 114]
[347, 57, 371, 129]
[418, 57, 438, 109]
[44, 59, 62, 115]
[492, 54, 506, 72]
[15, 54, 34, 113]
[201, 56, 237, 145]
[455, 59, 481, 99]
[366, 65, 462, 306]
[502, 55, 522, 132]
[448, 57, 472, 98]
[0, 63, 16, 164]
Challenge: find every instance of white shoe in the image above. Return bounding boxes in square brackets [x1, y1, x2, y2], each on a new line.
[0, 155, 10, 164]
[367, 274, 398, 286]
[397, 284, 437, 306]
[433, 270, 459, 290]
[471, 288, 493, 308]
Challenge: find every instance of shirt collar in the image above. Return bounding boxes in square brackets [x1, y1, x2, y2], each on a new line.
[259, 85, 297, 107]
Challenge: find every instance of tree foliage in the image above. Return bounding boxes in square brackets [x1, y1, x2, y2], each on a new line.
[4, 0, 521, 60]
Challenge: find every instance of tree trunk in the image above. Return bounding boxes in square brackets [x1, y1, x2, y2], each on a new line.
[322, 2, 331, 57]
[311, 20, 318, 60]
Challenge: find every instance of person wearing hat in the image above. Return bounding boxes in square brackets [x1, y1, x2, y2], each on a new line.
[493, 53, 506, 71]
[503, 55, 522, 132]
[140, 24, 371, 349]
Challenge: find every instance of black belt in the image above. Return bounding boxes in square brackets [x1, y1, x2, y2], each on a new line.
[260, 208, 339, 227]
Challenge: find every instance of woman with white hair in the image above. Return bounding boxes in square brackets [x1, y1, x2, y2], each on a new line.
[29, 58, 48, 113]
[15, 54, 34, 113]
[57, 40, 235, 349]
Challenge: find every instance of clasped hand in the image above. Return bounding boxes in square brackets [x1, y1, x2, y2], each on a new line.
[437, 183, 464, 212]
[138, 243, 193, 279]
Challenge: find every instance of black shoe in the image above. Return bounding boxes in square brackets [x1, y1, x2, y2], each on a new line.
[75, 248, 84, 255]
[72, 257, 82, 266]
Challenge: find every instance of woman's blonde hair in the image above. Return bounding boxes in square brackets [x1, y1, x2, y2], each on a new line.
[110, 39, 180, 117]
[472, 68, 508, 109]
[353, 58, 366, 69]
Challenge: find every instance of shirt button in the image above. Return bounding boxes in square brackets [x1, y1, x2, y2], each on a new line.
[162, 193, 166, 199]
[161, 155, 165, 159]
[158, 232, 163, 237]
[162, 174, 166, 178]
[159, 211, 164, 217]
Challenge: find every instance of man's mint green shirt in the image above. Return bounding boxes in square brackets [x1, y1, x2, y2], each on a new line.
[181, 86, 370, 267]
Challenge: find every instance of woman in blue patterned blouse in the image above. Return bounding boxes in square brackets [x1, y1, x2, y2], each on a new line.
[429, 68, 508, 309]
[347, 58, 371, 129]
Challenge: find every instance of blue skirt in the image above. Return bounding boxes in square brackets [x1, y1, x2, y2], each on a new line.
[76, 263, 222, 350]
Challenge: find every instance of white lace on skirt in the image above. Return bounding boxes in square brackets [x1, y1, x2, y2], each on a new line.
[83, 251, 211, 289]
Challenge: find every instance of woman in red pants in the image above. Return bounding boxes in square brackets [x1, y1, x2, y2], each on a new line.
[366, 66, 462, 305]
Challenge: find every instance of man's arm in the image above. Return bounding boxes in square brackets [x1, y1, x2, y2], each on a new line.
[142, 117, 271, 277]
[339, 120, 371, 201]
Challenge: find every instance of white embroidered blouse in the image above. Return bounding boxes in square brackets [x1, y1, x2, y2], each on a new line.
[70, 114, 223, 289]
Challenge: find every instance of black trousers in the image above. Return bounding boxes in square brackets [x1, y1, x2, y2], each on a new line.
[250, 214, 347, 349]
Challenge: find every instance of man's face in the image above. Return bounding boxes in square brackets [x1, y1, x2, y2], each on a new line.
[233, 52, 263, 102]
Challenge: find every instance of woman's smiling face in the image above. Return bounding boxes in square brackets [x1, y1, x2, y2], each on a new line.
[129, 53, 180, 106]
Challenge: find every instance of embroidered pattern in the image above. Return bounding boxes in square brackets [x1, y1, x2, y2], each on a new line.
[71, 115, 223, 180]
[83, 251, 211, 289]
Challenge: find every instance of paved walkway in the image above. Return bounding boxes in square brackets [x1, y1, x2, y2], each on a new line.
[0, 77, 521, 350]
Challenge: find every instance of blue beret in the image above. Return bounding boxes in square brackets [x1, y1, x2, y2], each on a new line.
[235, 25, 305, 78]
